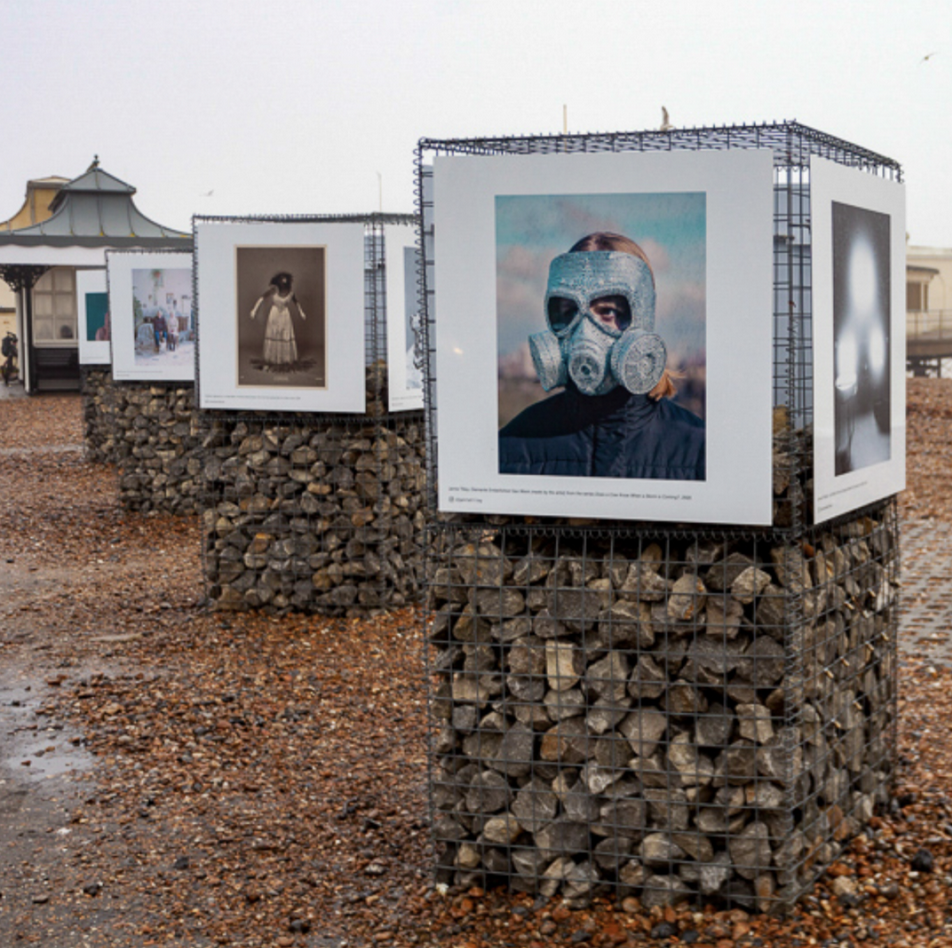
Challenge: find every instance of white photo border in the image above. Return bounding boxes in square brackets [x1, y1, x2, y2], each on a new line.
[433, 149, 775, 525]
[385, 223, 424, 412]
[195, 221, 366, 413]
[76, 269, 109, 365]
[811, 157, 906, 523]
[108, 251, 195, 382]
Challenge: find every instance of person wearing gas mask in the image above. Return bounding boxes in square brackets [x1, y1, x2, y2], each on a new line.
[498, 232, 705, 480]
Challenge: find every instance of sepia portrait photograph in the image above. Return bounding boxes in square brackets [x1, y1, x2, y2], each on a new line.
[236, 245, 326, 390]
[195, 219, 366, 413]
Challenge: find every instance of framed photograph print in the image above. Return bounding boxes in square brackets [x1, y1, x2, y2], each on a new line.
[432, 148, 775, 524]
[195, 220, 366, 412]
[385, 223, 424, 412]
[76, 269, 110, 365]
[108, 251, 195, 382]
[811, 157, 906, 523]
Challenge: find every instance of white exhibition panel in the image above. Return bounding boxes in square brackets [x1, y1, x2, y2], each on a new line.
[108, 251, 195, 382]
[433, 148, 775, 524]
[421, 169, 436, 397]
[385, 223, 424, 412]
[811, 157, 906, 523]
[195, 221, 366, 413]
[76, 269, 109, 365]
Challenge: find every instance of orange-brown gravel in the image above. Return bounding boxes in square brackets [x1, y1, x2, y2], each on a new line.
[0, 385, 949, 947]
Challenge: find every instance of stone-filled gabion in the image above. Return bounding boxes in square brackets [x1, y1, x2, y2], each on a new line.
[202, 413, 427, 617]
[81, 366, 116, 464]
[115, 383, 206, 515]
[426, 503, 898, 912]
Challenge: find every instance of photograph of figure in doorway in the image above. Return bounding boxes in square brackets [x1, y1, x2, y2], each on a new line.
[832, 201, 891, 476]
[496, 192, 707, 480]
[236, 246, 326, 389]
[132, 267, 194, 371]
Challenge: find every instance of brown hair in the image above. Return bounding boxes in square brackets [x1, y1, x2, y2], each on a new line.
[569, 232, 674, 400]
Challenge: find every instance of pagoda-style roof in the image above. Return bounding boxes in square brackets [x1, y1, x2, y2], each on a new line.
[0, 159, 189, 248]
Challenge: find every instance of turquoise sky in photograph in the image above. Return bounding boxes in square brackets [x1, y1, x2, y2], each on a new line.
[495, 192, 706, 363]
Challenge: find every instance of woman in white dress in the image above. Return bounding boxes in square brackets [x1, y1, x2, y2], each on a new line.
[250, 272, 306, 367]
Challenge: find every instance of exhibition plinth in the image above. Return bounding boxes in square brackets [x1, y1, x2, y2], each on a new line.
[195, 212, 428, 617]
[419, 122, 903, 912]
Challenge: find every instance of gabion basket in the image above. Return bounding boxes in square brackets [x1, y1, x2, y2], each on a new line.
[417, 122, 901, 912]
[196, 213, 428, 617]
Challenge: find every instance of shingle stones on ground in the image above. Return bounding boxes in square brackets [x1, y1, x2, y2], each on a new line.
[0, 382, 950, 947]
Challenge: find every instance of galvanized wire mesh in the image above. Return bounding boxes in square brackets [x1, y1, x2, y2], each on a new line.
[417, 122, 902, 911]
[200, 411, 426, 616]
[80, 365, 116, 464]
[425, 500, 898, 910]
[415, 121, 902, 528]
[193, 212, 427, 616]
[112, 380, 207, 515]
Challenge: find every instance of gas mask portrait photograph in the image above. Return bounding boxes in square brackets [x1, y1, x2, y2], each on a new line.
[496, 206, 707, 482]
[529, 249, 667, 397]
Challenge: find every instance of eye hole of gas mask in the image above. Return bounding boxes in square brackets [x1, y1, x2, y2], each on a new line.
[588, 295, 631, 333]
[547, 296, 579, 333]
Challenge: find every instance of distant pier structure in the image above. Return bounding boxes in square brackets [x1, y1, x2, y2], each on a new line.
[907, 249, 952, 377]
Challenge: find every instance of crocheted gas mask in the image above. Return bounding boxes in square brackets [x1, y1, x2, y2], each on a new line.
[528, 251, 667, 396]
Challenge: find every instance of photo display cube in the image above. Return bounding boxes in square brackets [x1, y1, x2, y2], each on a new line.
[194, 213, 428, 616]
[418, 123, 902, 911]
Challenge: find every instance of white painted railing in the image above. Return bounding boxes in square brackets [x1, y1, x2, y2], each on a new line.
[907, 310, 952, 339]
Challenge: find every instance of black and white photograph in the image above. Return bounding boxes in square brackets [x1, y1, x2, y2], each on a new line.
[236, 246, 325, 389]
[832, 201, 891, 475]
[433, 148, 774, 524]
[385, 224, 424, 411]
[195, 219, 366, 413]
[403, 247, 423, 392]
[811, 157, 906, 523]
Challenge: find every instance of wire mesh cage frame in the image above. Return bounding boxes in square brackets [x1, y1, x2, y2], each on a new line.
[80, 364, 116, 465]
[415, 121, 902, 912]
[423, 496, 899, 911]
[100, 247, 201, 515]
[198, 408, 427, 617]
[191, 212, 427, 617]
[414, 120, 903, 535]
[191, 212, 417, 419]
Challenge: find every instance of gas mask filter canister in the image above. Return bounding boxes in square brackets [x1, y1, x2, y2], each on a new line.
[528, 250, 667, 396]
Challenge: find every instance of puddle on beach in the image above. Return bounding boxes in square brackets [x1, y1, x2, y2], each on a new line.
[0, 678, 94, 783]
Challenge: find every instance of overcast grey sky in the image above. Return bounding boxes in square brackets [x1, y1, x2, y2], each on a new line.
[1, 0, 949, 245]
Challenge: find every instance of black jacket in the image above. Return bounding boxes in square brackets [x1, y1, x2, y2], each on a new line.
[498, 385, 705, 480]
